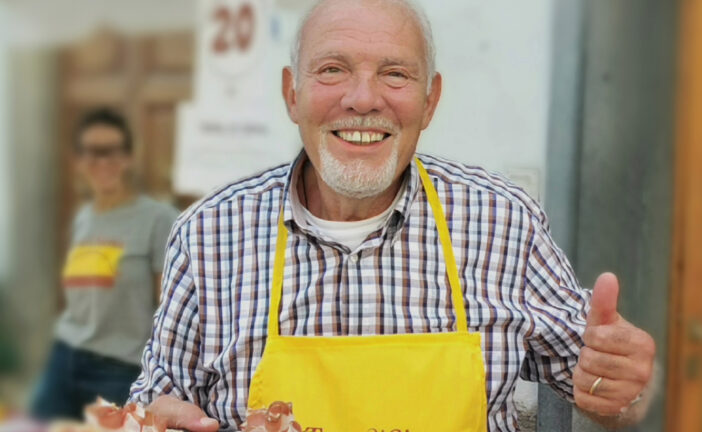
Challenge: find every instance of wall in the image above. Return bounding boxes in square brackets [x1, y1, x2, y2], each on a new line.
[542, 0, 587, 429]
[422, 0, 553, 186]
[0, 5, 11, 283]
[2, 0, 195, 46]
[2, 49, 60, 405]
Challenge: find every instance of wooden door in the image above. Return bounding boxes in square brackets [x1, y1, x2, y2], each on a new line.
[667, 0, 702, 430]
[136, 32, 196, 208]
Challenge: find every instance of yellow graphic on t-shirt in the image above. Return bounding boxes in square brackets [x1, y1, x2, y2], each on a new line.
[62, 243, 124, 288]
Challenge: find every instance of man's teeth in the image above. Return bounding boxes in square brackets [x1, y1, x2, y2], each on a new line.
[336, 130, 386, 145]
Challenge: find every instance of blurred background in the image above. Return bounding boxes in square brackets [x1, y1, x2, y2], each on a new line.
[0, 0, 699, 431]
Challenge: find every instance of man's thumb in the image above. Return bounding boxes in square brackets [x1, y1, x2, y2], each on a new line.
[587, 272, 620, 326]
[148, 395, 219, 432]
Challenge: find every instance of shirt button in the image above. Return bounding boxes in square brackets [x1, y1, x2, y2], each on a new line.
[349, 254, 359, 264]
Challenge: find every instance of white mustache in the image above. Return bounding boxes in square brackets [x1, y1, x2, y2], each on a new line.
[325, 117, 399, 134]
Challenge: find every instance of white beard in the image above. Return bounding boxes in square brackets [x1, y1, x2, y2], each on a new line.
[317, 134, 400, 199]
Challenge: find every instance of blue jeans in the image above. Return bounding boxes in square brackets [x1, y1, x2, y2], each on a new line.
[30, 341, 142, 421]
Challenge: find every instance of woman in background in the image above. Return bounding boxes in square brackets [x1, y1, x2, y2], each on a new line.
[31, 108, 179, 420]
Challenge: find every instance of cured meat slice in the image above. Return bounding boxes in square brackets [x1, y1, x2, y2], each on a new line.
[50, 398, 175, 432]
[240, 402, 302, 432]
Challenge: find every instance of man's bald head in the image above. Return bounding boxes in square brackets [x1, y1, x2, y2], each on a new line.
[290, 0, 436, 93]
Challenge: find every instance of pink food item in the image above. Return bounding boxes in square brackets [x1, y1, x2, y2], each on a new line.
[81, 398, 170, 432]
[240, 402, 302, 432]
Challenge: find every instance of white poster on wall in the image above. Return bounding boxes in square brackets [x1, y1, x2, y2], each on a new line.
[173, 103, 297, 196]
[195, 0, 272, 107]
[173, 0, 302, 196]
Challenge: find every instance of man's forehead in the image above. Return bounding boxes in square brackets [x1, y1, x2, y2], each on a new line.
[300, 1, 424, 64]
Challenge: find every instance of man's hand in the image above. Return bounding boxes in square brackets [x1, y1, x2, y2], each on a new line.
[148, 395, 220, 432]
[573, 273, 656, 421]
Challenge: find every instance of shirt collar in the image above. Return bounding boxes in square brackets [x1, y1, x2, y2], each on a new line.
[280, 151, 304, 227]
[281, 151, 421, 234]
[393, 157, 421, 228]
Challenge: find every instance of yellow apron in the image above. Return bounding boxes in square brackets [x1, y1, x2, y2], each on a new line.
[248, 159, 488, 432]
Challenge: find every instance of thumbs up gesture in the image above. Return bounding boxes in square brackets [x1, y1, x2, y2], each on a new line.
[573, 273, 656, 417]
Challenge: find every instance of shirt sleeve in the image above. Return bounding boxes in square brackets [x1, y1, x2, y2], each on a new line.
[519, 213, 591, 402]
[150, 206, 180, 273]
[129, 221, 210, 408]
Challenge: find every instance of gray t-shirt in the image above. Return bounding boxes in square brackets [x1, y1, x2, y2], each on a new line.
[55, 195, 179, 365]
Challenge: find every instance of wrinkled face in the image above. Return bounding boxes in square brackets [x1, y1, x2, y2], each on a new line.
[76, 124, 132, 195]
[283, 0, 442, 199]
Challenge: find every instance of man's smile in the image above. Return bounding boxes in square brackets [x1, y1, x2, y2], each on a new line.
[331, 130, 392, 146]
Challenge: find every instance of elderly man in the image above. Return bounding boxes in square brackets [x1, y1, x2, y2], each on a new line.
[129, 0, 656, 431]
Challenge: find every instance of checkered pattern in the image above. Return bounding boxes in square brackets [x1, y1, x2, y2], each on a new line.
[130, 153, 590, 432]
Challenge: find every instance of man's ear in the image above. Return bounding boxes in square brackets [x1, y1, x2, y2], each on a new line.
[421, 72, 442, 130]
[282, 66, 299, 124]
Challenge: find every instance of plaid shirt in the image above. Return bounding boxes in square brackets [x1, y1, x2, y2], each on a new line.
[130, 153, 590, 432]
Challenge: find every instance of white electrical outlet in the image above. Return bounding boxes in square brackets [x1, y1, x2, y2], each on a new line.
[505, 167, 542, 202]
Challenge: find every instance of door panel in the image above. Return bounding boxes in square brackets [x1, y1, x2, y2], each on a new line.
[667, 0, 702, 430]
[141, 104, 179, 200]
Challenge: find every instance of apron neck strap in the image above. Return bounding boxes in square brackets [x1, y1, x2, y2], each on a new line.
[415, 158, 469, 333]
[268, 157, 469, 336]
[270, 211, 288, 338]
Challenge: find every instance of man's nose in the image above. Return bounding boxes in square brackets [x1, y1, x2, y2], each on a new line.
[340, 74, 386, 114]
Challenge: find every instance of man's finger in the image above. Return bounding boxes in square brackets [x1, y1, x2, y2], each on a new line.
[578, 347, 651, 384]
[573, 365, 642, 403]
[583, 324, 656, 358]
[587, 272, 620, 327]
[574, 386, 628, 417]
[148, 395, 219, 432]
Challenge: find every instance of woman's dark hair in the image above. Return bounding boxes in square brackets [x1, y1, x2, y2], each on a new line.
[74, 107, 133, 154]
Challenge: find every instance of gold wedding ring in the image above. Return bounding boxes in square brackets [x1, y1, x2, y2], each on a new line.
[589, 376, 604, 395]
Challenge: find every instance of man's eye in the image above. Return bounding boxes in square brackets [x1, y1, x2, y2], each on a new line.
[382, 70, 411, 88]
[321, 66, 342, 74]
[388, 71, 408, 79]
[316, 65, 347, 84]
